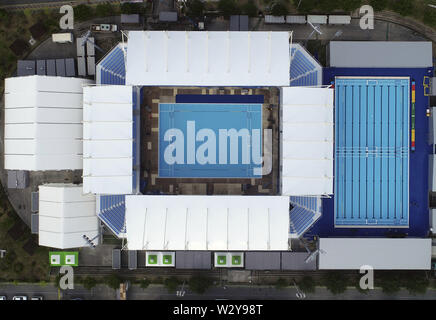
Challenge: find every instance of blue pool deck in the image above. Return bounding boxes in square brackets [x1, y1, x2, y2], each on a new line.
[158, 103, 262, 178]
[335, 77, 409, 227]
[310, 67, 433, 238]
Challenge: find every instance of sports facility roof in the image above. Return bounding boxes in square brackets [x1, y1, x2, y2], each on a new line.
[83, 85, 133, 194]
[318, 238, 432, 270]
[329, 41, 433, 68]
[4, 76, 92, 171]
[38, 184, 99, 249]
[125, 195, 290, 251]
[290, 43, 322, 87]
[126, 31, 291, 86]
[280, 87, 334, 195]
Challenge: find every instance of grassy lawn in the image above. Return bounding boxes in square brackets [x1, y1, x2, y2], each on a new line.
[0, 185, 50, 282]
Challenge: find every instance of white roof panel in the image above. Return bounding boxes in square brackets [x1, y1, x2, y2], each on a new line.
[126, 195, 289, 251]
[82, 85, 133, 194]
[38, 184, 99, 249]
[281, 87, 334, 196]
[319, 238, 432, 270]
[126, 31, 291, 87]
[4, 76, 92, 171]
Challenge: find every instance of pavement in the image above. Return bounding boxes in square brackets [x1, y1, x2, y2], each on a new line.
[2, 283, 436, 300]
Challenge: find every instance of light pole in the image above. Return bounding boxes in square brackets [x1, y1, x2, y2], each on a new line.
[176, 280, 186, 297]
[292, 279, 306, 299]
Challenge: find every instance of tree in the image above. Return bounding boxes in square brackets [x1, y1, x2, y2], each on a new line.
[318, 0, 339, 13]
[424, 9, 436, 28]
[323, 272, 348, 295]
[105, 274, 122, 290]
[339, 0, 362, 12]
[241, 0, 258, 17]
[402, 272, 429, 295]
[188, 276, 213, 294]
[298, 276, 316, 293]
[297, 0, 317, 14]
[390, 0, 413, 16]
[164, 277, 181, 293]
[369, 0, 388, 12]
[377, 272, 401, 295]
[218, 0, 240, 18]
[121, 3, 145, 14]
[83, 277, 98, 290]
[74, 4, 94, 21]
[96, 3, 115, 17]
[184, 0, 205, 19]
[270, 1, 288, 16]
[139, 278, 151, 290]
[274, 278, 288, 290]
[13, 262, 24, 273]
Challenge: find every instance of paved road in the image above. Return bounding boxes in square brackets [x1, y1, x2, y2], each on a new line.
[2, 283, 436, 300]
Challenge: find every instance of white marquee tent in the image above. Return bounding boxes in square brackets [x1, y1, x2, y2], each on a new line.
[126, 31, 291, 87]
[318, 238, 432, 270]
[4, 76, 92, 171]
[83, 85, 133, 194]
[280, 87, 334, 195]
[125, 195, 290, 251]
[38, 184, 99, 249]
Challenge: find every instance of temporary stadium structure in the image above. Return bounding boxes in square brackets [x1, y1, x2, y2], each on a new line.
[290, 43, 322, 87]
[318, 238, 432, 270]
[4, 76, 92, 171]
[125, 31, 291, 87]
[38, 184, 99, 249]
[83, 85, 134, 194]
[280, 86, 334, 196]
[125, 195, 290, 251]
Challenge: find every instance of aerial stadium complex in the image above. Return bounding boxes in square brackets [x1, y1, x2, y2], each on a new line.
[4, 31, 434, 270]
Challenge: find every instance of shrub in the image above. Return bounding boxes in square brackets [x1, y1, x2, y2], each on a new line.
[377, 272, 401, 295]
[13, 262, 24, 273]
[96, 3, 115, 17]
[390, 0, 413, 16]
[188, 276, 213, 294]
[139, 278, 151, 290]
[104, 274, 122, 290]
[402, 272, 429, 295]
[270, 1, 288, 16]
[164, 277, 181, 293]
[218, 0, 240, 18]
[274, 278, 288, 290]
[323, 272, 348, 295]
[74, 4, 94, 21]
[83, 277, 98, 290]
[369, 0, 389, 12]
[298, 276, 316, 293]
[241, 0, 258, 17]
[184, 0, 205, 19]
[297, 0, 317, 14]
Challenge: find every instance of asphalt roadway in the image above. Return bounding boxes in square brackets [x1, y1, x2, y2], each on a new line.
[1, 283, 436, 300]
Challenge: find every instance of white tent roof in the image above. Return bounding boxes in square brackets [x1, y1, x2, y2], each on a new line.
[126, 31, 291, 86]
[38, 184, 99, 249]
[318, 238, 432, 270]
[281, 87, 334, 195]
[83, 85, 133, 194]
[125, 195, 290, 251]
[4, 76, 92, 171]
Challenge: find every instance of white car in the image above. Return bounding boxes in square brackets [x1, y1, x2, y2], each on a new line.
[0, 296, 6, 300]
[31, 296, 43, 300]
[12, 296, 27, 300]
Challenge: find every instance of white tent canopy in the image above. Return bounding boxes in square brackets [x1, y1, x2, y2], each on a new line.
[126, 31, 291, 86]
[38, 184, 99, 249]
[125, 195, 290, 251]
[318, 238, 432, 270]
[4, 76, 92, 171]
[280, 87, 334, 195]
[83, 85, 133, 194]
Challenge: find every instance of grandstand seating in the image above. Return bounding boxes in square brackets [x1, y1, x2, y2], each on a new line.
[289, 196, 322, 238]
[99, 195, 126, 236]
[289, 44, 322, 87]
[97, 44, 126, 85]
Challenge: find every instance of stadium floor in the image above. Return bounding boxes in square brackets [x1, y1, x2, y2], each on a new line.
[310, 67, 433, 238]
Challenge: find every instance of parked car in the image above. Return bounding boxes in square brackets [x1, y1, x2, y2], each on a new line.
[31, 296, 43, 300]
[12, 296, 27, 300]
[0, 296, 6, 300]
[91, 24, 117, 32]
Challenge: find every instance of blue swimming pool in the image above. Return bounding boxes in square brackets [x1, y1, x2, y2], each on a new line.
[158, 103, 263, 178]
[334, 77, 410, 227]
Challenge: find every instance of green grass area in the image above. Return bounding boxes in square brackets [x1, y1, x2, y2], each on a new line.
[0, 186, 50, 282]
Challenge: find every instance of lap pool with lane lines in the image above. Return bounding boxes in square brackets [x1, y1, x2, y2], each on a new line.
[334, 77, 410, 227]
[158, 103, 263, 178]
